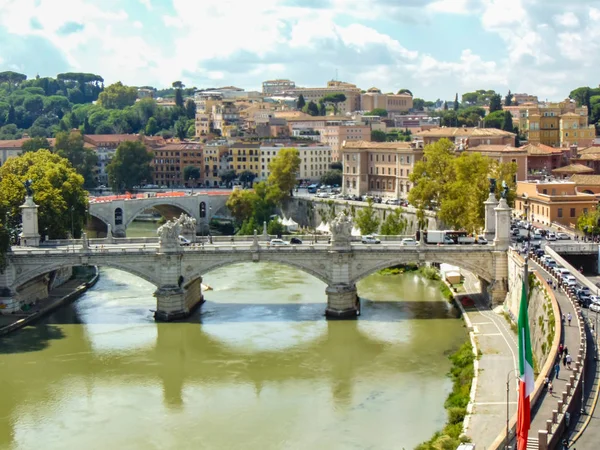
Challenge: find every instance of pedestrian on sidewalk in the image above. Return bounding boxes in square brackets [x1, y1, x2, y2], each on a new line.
[555, 361, 560, 379]
[562, 314, 566, 325]
[564, 346, 569, 356]
[568, 312, 572, 326]
[563, 353, 568, 367]
[559, 343, 564, 355]
[548, 381, 553, 395]
[566, 353, 572, 369]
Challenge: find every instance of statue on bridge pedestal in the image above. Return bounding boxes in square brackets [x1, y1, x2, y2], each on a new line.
[176, 213, 196, 243]
[330, 212, 353, 248]
[157, 219, 182, 251]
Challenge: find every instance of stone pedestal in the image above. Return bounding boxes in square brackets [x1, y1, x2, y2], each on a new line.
[154, 279, 204, 322]
[19, 196, 40, 247]
[483, 192, 498, 242]
[325, 284, 359, 319]
[493, 197, 511, 250]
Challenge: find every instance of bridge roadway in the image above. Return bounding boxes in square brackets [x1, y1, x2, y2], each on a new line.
[3, 239, 509, 321]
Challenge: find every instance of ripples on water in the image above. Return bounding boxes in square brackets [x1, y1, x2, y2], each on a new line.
[0, 263, 466, 450]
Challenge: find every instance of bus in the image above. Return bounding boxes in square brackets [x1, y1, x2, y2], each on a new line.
[307, 184, 319, 194]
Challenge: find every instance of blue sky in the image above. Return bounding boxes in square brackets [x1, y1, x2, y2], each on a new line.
[0, 0, 599, 100]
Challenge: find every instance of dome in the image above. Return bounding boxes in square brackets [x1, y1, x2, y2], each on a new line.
[367, 87, 381, 93]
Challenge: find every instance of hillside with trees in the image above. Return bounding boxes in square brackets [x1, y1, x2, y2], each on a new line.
[0, 72, 197, 140]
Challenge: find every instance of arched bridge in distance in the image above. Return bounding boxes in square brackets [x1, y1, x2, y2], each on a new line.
[87, 191, 231, 237]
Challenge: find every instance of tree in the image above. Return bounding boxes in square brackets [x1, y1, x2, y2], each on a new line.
[453, 93, 459, 111]
[145, 117, 159, 136]
[21, 137, 51, 152]
[355, 199, 380, 235]
[368, 108, 388, 117]
[172, 81, 184, 89]
[489, 94, 503, 113]
[97, 82, 137, 109]
[107, 140, 153, 192]
[505, 90, 513, 107]
[175, 88, 184, 108]
[54, 131, 99, 187]
[330, 161, 343, 171]
[380, 208, 407, 235]
[183, 166, 200, 184]
[577, 209, 600, 235]
[413, 98, 425, 111]
[443, 101, 448, 111]
[185, 99, 197, 119]
[7, 103, 15, 124]
[320, 169, 342, 186]
[397, 89, 413, 96]
[174, 117, 188, 140]
[297, 94, 306, 110]
[238, 170, 256, 187]
[461, 92, 479, 105]
[226, 188, 257, 224]
[371, 129, 387, 142]
[318, 101, 327, 116]
[219, 169, 237, 186]
[306, 100, 319, 116]
[502, 111, 514, 132]
[267, 218, 286, 236]
[267, 148, 301, 198]
[0, 150, 88, 240]
[320, 93, 346, 115]
[484, 110, 506, 129]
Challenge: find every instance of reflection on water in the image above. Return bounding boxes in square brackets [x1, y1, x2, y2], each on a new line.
[0, 263, 466, 450]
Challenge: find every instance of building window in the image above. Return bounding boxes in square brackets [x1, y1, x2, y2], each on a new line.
[570, 208, 576, 218]
[370, 180, 374, 189]
[558, 208, 563, 218]
[376, 181, 380, 189]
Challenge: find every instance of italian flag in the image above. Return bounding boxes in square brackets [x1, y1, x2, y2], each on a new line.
[516, 265, 534, 450]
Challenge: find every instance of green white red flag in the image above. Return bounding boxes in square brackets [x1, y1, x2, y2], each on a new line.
[516, 264, 534, 449]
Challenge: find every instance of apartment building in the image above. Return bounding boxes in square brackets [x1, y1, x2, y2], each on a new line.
[203, 142, 229, 187]
[229, 142, 261, 178]
[83, 134, 140, 185]
[195, 113, 211, 137]
[523, 143, 571, 175]
[262, 79, 296, 96]
[259, 144, 332, 183]
[212, 102, 240, 132]
[287, 80, 361, 114]
[512, 93, 539, 105]
[414, 127, 516, 146]
[151, 142, 203, 187]
[341, 141, 424, 199]
[321, 121, 371, 161]
[360, 87, 413, 113]
[515, 180, 597, 227]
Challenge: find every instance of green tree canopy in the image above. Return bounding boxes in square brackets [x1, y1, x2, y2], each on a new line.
[398, 89, 413, 96]
[355, 199, 380, 235]
[54, 130, 98, 187]
[183, 165, 201, 183]
[97, 82, 137, 109]
[330, 161, 343, 171]
[489, 94, 503, 113]
[0, 149, 88, 240]
[453, 93, 459, 111]
[306, 101, 319, 116]
[320, 93, 346, 115]
[184, 99, 196, 119]
[21, 137, 51, 152]
[483, 110, 506, 129]
[238, 169, 257, 187]
[219, 169, 237, 186]
[505, 90, 513, 106]
[297, 94, 306, 110]
[107, 140, 153, 192]
[371, 129, 387, 142]
[267, 148, 301, 198]
[368, 108, 388, 117]
[320, 169, 342, 186]
[380, 208, 407, 235]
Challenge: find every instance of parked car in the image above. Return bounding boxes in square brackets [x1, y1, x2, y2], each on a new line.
[577, 287, 592, 298]
[401, 238, 419, 246]
[556, 232, 571, 240]
[178, 235, 191, 246]
[590, 303, 600, 313]
[590, 295, 600, 306]
[477, 235, 488, 245]
[361, 235, 381, 244]
[546, 232, 557, 241]
[578, 295, 591, 308]
[269, 239, 289, 246]
[511, 228, 520, 236]
[290, 237, 303, 245]
[534, 248, 545, 257]
[532, 231, 543, 240]
[563, 275, 578, 288]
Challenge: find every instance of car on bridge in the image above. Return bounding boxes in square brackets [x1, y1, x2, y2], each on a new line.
[361, 235, 381, 244]
[178, 236, 191, 246]
[401, 238, 419, 246]
[290, 237, 302, 245]
[546, 232, 557, 241]
[269, 239, 289, 246]
[556, 232, 571, 240]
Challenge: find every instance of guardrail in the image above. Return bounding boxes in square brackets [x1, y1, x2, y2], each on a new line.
[547, 242, 598, 255]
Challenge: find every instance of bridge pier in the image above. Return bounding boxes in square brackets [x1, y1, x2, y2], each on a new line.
[325, 284, 359, 319]
[154, 277, 204, 322]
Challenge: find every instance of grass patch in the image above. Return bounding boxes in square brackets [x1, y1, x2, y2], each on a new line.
[377, 263, 419, 275]
[415, 341, 474, 449]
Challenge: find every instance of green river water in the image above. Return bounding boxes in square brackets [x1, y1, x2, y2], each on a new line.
[0, 222, 467, 450]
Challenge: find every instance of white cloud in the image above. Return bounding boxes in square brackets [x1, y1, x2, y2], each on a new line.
[139, 0, 152, 11]
[133, 21, 143, 29]
[427, 0, 472, 14]
[554, 11, 579, 27]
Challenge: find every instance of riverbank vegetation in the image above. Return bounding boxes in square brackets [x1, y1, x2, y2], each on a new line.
[415, 341, 475, 450]
[378, 264, 455, 301]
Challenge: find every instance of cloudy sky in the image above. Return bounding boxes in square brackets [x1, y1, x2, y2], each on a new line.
[0, 0, 598, 100]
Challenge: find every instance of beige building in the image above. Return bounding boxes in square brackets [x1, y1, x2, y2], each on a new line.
[360, 87, 413, 113]
[203, 142, 229, 187]
[463, 144, 528, 181]
[322, 122, 371, 161]
[287, 80, 361, 114]
[262, 79, 296, 96]
[195, 113, 211, 137]
[259, 144, 332, 183]
[415, 127, 516, 147]
[341, 141, 424, 199]
[515, 180, 597, 228]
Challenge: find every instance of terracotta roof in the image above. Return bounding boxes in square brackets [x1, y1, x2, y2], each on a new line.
[466, 144, 524, 153]
[342, 140, 414, 150]
[570, 174, 600, 185]
[522, 143, 563, 155]
[286, 115, 349, 122]
[152, 143, 202, 151]
[560, 112, 580, 118]
[414, 127, 515, 138]
[0, 138, 56, 149]
[551, 164, 594, 174]
[273, 111, 310, 119]
[84, 134, 140, 146]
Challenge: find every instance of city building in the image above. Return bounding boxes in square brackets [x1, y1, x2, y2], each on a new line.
[512, 93, 539, 105]
[462, 144, 528, 181]
[341, 140, 424, 199]
[212, 102, 240, 133]
[575, 146, 600, 173]
[83, 134, 140, 186]
[551, 164, 594, 179]
[515, 180, 597, 227]
[360, 87, 413, 113]
[137, 88, 154, 99]
[390, 113, 440, 130]
[414, 127, 516, 147]
[150, 141, 203, 187]
[203, 141, 229, 187]
[259, 144, 332, 183]
[321, 121, 371, 161]
[287, 80, 361, 114]
[228, 142, 261, 178]
[195, 113, 211, 137]
[522, 143, 571, 176]
[262, 79, 296, 96]
[0, 136, 55, 166]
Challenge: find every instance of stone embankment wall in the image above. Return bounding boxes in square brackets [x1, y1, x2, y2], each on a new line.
[281, 197, 440, 233]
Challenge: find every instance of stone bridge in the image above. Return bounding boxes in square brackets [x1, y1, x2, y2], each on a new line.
[88, 192, 230, 237]
[1, 190, 514, 321]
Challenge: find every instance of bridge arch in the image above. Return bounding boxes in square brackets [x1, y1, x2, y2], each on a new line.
[122, 200, 197, 229]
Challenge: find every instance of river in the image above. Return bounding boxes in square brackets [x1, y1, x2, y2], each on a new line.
[0, 222, 467, 450]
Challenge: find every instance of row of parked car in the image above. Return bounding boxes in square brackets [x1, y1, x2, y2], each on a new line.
[537, 253, 600, 312]
[511, 220, 571, 241]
